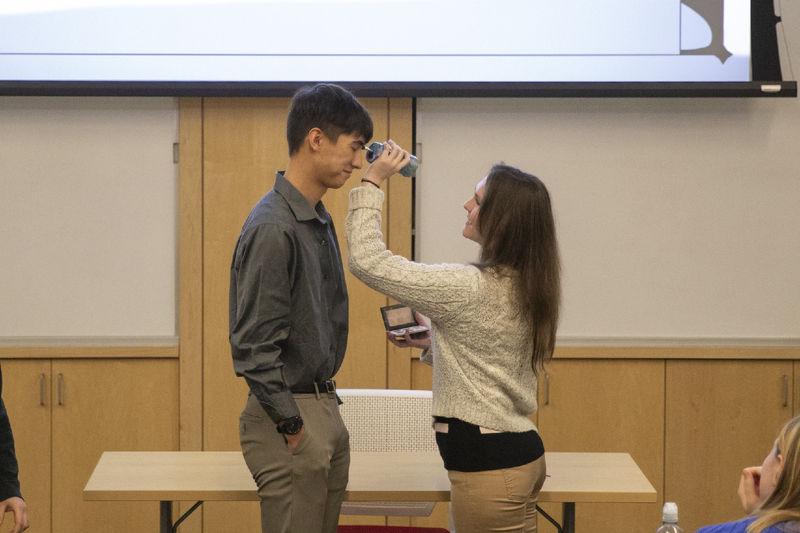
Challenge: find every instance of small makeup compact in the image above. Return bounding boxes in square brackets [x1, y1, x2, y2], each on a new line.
[379, 304, 430, 338]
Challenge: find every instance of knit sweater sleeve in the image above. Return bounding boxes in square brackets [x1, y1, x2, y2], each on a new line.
[346, 185, 480, 324]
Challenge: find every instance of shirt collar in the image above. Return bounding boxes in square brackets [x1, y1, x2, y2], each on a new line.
[274, 171, 328, 224]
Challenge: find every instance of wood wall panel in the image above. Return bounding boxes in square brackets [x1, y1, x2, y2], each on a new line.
[386, 98, 416, 390]
[177, 96, 205, 533]
[201, 98, 293, 531]
[178, 98, 204, 450]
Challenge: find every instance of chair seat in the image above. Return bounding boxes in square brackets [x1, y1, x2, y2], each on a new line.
[338, 527, 449, 533]
[341, 501, 436, 516]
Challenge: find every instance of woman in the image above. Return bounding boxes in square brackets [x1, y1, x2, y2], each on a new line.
[345, 140, 560, 533]
[698, 416, 800, 533]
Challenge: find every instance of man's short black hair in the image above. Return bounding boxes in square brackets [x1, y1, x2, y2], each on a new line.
[286, 83, 374, 155]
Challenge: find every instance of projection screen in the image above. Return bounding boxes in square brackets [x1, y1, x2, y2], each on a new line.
[0, 0, 794, 96]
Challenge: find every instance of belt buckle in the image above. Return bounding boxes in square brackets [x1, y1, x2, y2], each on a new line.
[313, 379, 336, 397]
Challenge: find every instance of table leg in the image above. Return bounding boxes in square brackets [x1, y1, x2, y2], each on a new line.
[536, 505, 562, 533]
[562, 502, 576, 533]
[160, 501, 173, 533]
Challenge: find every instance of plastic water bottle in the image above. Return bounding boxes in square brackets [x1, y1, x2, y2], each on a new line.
[656, 502, 683, 533]
[365, 142, 420, 177]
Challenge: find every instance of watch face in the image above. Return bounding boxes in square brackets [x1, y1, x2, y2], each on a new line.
[279, 417, 303, 435]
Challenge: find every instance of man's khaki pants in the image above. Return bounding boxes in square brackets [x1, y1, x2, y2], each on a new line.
[240, 392, 350, 533]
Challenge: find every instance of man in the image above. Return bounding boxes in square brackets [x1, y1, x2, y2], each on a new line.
[0, 366, 29, 533]
[229, 83, 372, 533]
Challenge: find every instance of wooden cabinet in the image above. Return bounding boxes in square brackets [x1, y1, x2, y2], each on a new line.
[535, 359, 664, 533]
[528, 357, 796, 532]
[665, 360, 792, 532]
[1, 360, 51, 533]
[0, 358, 179, 533]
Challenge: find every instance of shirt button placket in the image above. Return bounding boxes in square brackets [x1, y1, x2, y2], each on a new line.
[320, 237, 330, 280]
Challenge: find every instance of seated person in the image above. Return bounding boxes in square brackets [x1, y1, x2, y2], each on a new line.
[698, 415, 800, 533]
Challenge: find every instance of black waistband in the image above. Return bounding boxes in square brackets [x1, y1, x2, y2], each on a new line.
[434, 417, 544, 472]
[292, 379, 336, 395]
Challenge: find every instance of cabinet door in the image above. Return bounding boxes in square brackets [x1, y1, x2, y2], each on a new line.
[795, 361, 800, 416]
[536, 359, 664, 533]
[50, 359, 178, 533]
[666, 360, 792, 532]
[0, 360, 51, 533]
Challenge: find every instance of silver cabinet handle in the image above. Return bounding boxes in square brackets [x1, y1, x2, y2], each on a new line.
[783, 374, 789, 408]
[39, 373, 47, 406]
[57, 373, 64, 406]
[543, 372, 550, 406]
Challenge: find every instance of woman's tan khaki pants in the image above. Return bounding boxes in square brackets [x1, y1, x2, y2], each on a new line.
[447, 455, 547, 533]
[240, 392, 350, 533]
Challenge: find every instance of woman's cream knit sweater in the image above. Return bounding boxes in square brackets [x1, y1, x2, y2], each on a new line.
[346, 185, 538, 432]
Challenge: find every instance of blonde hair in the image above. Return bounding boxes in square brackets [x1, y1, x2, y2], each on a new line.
[748, 415, 800, 532]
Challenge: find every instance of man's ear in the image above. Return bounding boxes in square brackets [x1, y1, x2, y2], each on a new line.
[307, 127, 325, 153]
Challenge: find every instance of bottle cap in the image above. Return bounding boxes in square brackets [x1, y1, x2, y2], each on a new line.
[662, 502, 678, 523]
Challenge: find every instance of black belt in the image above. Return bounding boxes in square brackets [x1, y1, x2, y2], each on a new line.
[292, 379, 336, 395]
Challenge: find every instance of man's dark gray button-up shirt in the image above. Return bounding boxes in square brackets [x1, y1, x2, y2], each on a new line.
[229, 172, 348, 423]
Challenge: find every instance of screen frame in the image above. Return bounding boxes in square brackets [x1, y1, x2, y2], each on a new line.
[0, 80, 795, 97]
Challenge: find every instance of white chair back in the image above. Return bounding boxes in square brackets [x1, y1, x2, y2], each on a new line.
[337, 388, 437, 453]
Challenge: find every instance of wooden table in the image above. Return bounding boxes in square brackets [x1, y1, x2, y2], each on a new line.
[84, 451, 656, 533]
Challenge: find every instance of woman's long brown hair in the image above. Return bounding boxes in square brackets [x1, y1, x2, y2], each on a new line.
[476, 164, 561, 375]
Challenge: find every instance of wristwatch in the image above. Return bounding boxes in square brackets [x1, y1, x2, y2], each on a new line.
[276, 416, 304, 435]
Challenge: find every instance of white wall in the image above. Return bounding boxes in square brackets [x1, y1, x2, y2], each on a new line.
[415, 5, 800, 340]
[0, 97, 178, 337]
